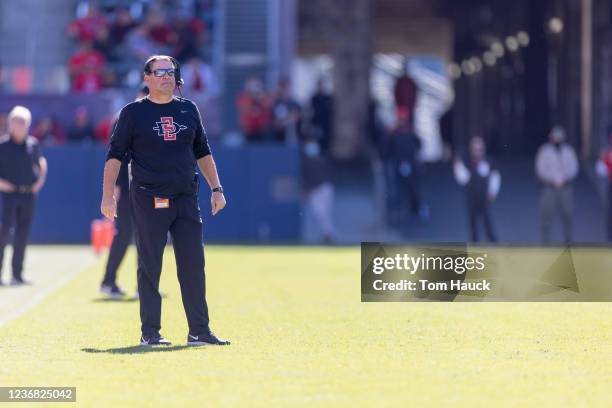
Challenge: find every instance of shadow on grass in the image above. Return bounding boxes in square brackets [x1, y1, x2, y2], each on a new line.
[92, 293, 167, 303]
[91, 297, 139, 303]
[82, 345, 195, 354]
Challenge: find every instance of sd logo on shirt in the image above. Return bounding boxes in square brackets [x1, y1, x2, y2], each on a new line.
[153, 117, 187, 141]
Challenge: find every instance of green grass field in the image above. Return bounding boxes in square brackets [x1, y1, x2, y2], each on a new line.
[2, 245, 612, 407]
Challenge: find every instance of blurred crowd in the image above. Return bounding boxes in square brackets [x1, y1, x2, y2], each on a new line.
[0, 1, 222, 146]
[236, 76, 333, 148]
[2, 38, 608, 243]
[67, 0, 215, 93]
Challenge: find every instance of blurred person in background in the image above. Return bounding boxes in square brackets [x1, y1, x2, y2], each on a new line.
[99, 85, 149, 298]
[271, 78, 301, 143]
[172, 11, 208, 61]
[394, 60, 418, 119]
[302, 138, 336, 243]
[237, 76, 272, 142]
[68, 41, 106, 93]
[310, 78, 333, 153]
[126, 24, 156, 63]
[92, 26, 116, 62]
[439, 106, 456, 161]
[67, 106, 94, 143]
[109, 7, 137, 44]
[454, 136, 500, 242]
[146, 9, 177, 54]
[535, 126, 578, 244]
[95, 114, 115, 144]
[385, 107, 427, 229]
[32, 116, 65, 145]
[180, 57, 222, 138]
[368, 98, 385, 157]
[67, 4, 108, 44]
[595, 127, 612, 241]
[180, 57, 220, 99]
[0, 106, 47, 285]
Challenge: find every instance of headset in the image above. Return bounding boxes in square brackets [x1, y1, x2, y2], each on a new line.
[143, 55, 184, 87]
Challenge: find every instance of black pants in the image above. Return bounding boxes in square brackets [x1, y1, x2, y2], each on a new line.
[130, 187, 209, 337]
[540, 185, 573, 244]
[385, 164, 421, 224]
[467, 199, 497, 242]
[0, 193, 35, 280]
[102, 188, 133, 286]
[399, 173, 421, 216]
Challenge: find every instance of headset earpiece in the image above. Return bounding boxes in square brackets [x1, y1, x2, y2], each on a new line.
[170, 57, 184, 86]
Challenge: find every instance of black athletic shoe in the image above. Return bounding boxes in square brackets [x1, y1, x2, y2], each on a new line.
[10, 277, 31, 286]
[99, 284, 126, 298]
[187, 330, 231, 346]
[140, 334, 171, 346]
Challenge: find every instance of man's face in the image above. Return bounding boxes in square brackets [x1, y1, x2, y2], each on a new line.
[245, 78, 263, 96]
[144, 59, 176, 94]
[470, 138, 485, 159]
[550, 129, 564, 144]
[9, 117, 28, 142]
[278, 82, 289, 97]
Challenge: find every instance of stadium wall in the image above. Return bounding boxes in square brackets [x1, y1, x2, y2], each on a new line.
[11, 144, 301, 244]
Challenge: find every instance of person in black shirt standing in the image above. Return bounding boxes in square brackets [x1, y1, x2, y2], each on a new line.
[385, 107, 426, 227]
[310, 78, 333, 153]
[0, 106, 47, 285]
[100, 55, 229, 346]
[99, 85, 149, 298]
[453, 136, 501, 242]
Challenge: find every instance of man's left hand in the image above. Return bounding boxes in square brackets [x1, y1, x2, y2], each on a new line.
[211, 192, 226, 216]
[31, 178, 46, 194]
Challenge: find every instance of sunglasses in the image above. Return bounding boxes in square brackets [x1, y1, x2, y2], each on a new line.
[150, 68, 176, 78]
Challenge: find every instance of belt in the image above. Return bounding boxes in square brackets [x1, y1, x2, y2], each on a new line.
[16, 185, 33, 193]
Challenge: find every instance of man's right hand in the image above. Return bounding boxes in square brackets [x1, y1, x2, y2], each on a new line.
[0, 180, 16, 193]
[100, 195, 117, 220]
[553, 178, 565, 189]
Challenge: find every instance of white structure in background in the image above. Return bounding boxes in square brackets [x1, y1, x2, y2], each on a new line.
[292, 54, 453, 162]
[372, 54, 453, 161]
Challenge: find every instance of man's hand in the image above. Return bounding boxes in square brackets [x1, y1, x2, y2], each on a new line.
[0, 179, 16, 193]
[211, 192, 226, 216]
[100, 195, 117, 220]
[31, 177, 46, 194]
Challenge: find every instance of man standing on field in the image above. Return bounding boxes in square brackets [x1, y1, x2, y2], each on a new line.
[100, 55, 230, 346]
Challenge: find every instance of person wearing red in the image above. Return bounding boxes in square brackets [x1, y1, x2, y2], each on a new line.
[68, 42, 106, 93]
[95, 116, 114, 144]
[67, 5, 109, 43]
[236, 76, 271, 142]
[146, 10, 177, 50]
[32, 117, 65, 145]
[394, 62, 418, 120]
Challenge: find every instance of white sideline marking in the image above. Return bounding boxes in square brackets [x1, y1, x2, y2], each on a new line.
[0, 246, 97, 327]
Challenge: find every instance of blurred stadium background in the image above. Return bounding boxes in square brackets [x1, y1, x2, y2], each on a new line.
[0, 0, 609, 245]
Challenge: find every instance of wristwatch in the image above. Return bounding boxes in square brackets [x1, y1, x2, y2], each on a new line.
[212, 186, 224, 194]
